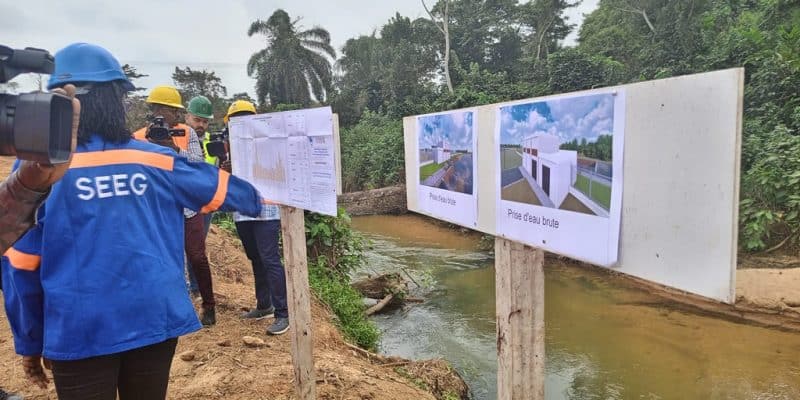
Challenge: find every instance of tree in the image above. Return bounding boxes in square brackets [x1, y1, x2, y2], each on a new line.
[578, 0, 710, 80]
[229, 92, 256, 103]
[422, 0, 454, 93]
[172, 66, 227, 101]
[247, 9, 336, 107]
[429, 0, 521, 76]
[517, 0, 580, 64]
[546, 47, 624, 92]
[332, 14, 439, 125]
[121, 63, 148, 92]
[124, 94, 149, 132]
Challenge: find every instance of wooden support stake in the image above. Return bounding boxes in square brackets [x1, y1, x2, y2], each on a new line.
[495, 237, 545, 400]
[279, 206, 316, 399]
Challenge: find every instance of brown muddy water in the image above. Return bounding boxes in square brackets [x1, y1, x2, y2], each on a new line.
[351, 214, 800, 400]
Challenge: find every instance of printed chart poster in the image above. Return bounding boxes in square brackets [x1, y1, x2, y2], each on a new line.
[417, 109, 478, 227]
[229, 106, 337, 216]
[496, 91, 625, 266]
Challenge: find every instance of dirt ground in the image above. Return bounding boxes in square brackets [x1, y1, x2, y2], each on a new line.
[0, 157, 466, 399]
[737, 253, 800, 312]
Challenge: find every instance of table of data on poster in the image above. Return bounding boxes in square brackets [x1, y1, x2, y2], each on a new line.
[229, 107, 337, 216]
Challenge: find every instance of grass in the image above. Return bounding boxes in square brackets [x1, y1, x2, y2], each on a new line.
[420, 161, 445, 181]
[574, 174, 611, 210]
[215, 212, 379, 351]
[395, 367, 430, 391]
[501, 148, 522, 170]
[212, 212, 237, 234]
[308, 261, 380, 351]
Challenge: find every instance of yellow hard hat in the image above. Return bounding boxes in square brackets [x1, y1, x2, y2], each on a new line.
[224, 100, 256, 123]
[146, 85, 184, 109]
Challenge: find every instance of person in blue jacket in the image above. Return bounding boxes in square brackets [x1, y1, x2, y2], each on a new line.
[0, 43, 263, 400]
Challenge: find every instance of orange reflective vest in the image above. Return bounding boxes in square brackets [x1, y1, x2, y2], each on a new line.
[133, 123, 191, 150]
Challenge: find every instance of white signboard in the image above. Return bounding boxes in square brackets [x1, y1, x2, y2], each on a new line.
[495, 91, 625, 266]
[229, 106, 338, 216]
[404, 68, 743, 303]
[416, 109, 478, 227]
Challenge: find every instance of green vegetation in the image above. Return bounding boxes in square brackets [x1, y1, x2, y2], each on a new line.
[246, 9, 336, 107]
[305, 209, 379, 350]
[501, 148, 522, 170]
[395, 367, 430, 391]
[340, 112, 405, 192]
[211, 212, 237, 234]
[144, 1, 800, 255]
[420, 162, 445, 181]
[329, 0, 800, 252]
[561, 135, 612, 162]
[308, 260, 379, 350]
[212, 209, 379, 350]
[574, 174, 611, 210]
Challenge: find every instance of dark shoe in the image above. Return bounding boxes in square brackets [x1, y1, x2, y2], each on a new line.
[267, 317, 290, 335]
[200, 308, 216, 326]
[241, 306, 275, 320]
[0, 388, 23, 400]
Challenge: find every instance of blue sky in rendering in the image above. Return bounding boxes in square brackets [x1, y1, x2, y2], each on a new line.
[419, 111, 474, 152]
[499, 93, 614, 145]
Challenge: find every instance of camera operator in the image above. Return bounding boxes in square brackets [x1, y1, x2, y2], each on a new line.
[132, 85, 197, 154]
[131, 87, 217, 324]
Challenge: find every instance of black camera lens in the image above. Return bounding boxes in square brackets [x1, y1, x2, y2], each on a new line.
[0, 91, 73, 164]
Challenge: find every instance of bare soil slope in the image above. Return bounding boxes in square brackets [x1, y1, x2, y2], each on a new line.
[0, 156, 465, 399]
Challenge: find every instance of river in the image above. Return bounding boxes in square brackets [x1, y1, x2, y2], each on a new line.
[351, 214, 800, 400]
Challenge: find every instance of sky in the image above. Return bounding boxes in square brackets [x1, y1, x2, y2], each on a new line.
[499, 93, 614, 145]
[1, 0, 599, 96]
[419, 111, 474, 152]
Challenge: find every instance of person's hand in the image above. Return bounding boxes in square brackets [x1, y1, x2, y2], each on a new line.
[149, 137, 180, 153]
[220, 159, 231, 173]
[17, 84, 80, 192]
[22, 355, 51, 389]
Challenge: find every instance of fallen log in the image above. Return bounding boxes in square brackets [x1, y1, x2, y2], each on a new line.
[365, 294, 394, 316]
[352, 273, 405, 299]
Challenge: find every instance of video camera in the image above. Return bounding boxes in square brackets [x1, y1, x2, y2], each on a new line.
[205, 127, 228, 162]
[0, 45, 74, 164]
[145, 115, 187, 141]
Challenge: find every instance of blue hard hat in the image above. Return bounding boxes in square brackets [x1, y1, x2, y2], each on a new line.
[47, 42, 135, 91]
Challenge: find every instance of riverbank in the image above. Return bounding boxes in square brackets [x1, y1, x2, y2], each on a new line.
[352, 214, 800, 398]
[0, 224, 467, 400]
[347, 194, 800, 331]
[0, 157, 467, 400]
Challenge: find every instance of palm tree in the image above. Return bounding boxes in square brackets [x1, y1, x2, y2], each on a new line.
[247, 10, 337, 107]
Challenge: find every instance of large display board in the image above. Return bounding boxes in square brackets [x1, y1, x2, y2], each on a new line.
[404, 69, 743, 303]
[229, 106, 338, 216]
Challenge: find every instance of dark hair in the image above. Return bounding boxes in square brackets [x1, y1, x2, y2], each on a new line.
[74, 81, 131, 144]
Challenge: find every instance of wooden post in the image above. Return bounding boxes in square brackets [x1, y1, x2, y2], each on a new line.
[279, 206, 316, 399]
[495, 237, 545, 400]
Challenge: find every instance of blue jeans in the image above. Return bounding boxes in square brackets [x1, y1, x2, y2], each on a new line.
[235, 220, 288, 318]
[185, 213, 214, 292]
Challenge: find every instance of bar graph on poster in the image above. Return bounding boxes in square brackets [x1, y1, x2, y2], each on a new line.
[229, 106, 338, 216]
